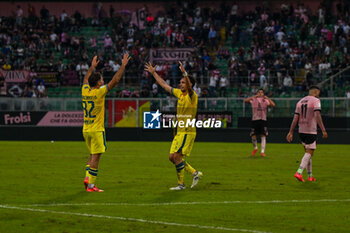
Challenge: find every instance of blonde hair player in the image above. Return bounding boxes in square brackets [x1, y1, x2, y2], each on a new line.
[144, 61, 202, 190]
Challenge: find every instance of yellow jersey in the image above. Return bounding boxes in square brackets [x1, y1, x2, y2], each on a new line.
[172, 88, 198, 134]
[82, 84, 108, 132]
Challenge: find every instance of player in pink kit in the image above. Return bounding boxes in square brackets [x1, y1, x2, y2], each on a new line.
[287, 86, 328, 182]
[245, 89, 275, 157]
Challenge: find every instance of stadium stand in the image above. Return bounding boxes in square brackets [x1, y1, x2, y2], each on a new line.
[0, 1, 349, 99]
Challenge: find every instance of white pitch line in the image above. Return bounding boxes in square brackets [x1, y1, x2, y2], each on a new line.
[0, 205, 269, 233]
[17, 199, 350, 207]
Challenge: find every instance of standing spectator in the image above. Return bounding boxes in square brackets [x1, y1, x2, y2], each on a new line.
[193, 83, 201, 97]
[61, 10, 68, 22]
[208, 26, 217, 49]
[219, 75, 228, 97]
[104, 35, 113, 52]
[16, 5, 23, 26]
[283, 73, 293, 94]
[209, 72, 217, 97]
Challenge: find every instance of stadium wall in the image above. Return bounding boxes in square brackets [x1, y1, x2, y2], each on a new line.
[1, 127, 349, 144]
[0, 1, 337, 17]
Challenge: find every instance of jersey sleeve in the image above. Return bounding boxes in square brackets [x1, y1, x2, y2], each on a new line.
[96, 85, 109, 99]
[295, 103, 301, 115]
[313, 99, 321, 112]
[188, 90, 198, 105]
[82, 84, 90, 95]
[265, 99, 270, 106]
[171, 88, 182, 99]
[249, 98, 256, 105]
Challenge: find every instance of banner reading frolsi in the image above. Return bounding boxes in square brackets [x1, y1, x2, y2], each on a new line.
[0, 111, 84, 126]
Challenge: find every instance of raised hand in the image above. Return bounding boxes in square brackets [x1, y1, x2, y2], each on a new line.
[91, 56, 100, 68]
[144, 62, 157, 75]
[178, 61, 186, 74]
[122, 53, 131, 66]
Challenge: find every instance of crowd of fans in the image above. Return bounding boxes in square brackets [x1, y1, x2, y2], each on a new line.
[0, 1, 350, 98]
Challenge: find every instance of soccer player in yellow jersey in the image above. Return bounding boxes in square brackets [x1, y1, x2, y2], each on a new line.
[82, 54, 130, 192]
[145, 61, 202, 190]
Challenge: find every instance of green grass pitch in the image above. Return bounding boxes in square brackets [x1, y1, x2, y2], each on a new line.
[0, 141, 349, 233]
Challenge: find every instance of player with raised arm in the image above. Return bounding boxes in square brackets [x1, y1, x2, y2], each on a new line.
[82, 54, 130, 192]
[244, 88, 275, 157]
[144, 61, 202, 190]
[287, 86, 328, 182]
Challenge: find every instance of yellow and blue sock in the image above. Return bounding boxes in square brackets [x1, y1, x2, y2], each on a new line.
[183, 159, 196, 175]
[85, 165, 90, 178]
[88, 167, 98, 188]
[175, 162, 185, 185]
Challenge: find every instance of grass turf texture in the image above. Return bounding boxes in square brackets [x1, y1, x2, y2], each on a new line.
[0, 141, 349, 233]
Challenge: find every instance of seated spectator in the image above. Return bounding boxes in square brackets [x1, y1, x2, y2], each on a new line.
[37, 81, 47, 97]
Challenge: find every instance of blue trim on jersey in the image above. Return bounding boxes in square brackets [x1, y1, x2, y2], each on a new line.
[102, 131, 107, 151]
[84, 86, 89, 89]
[106, 84, 109, 92]
[176, 134, 187, 153]
[171, 88, 174, 96]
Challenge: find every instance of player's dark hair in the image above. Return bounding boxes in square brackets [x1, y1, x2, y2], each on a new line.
[257, 88, 264, 93]
[309, 85, 320, 91]
[88, 72, 102, 87]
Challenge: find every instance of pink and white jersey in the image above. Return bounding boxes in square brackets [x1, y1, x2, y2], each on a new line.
[295, 96, 321, 134]
[250, 97, 270, 121]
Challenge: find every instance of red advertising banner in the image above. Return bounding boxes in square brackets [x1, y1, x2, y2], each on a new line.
[108, 100, 150, 127]
[0, 69, 29, 83]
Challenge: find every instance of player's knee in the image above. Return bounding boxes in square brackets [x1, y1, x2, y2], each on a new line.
[306, 149, 314, 156]
[174, 153, 183, 164]
[169, 154, 175, 163]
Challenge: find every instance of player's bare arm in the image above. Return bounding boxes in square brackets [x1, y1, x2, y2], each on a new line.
[315, 111, 328, 138]
[287, 114, 300, 142]
[178, 61, 193, 96]
[264, 96, 276, 107]
[107, 54, 131, 90]
[244, 95, 257, 103]
[83, 56, 100, 84]
[144, 62, 172, 94]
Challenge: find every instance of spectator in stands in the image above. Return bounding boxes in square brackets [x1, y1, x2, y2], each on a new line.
[193, 83, 201, 97]
[37, 81, 47, 97]
[61, 10, 68, 22]
[2, 61, 11, 70]
[219, 75, 228, 97]
[104, 34, 113, 52]
[16, 5, 23, 26]
[152, 82, 158, 97]
[209, 72, 217, 97]
[282, 73, 293, 94]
